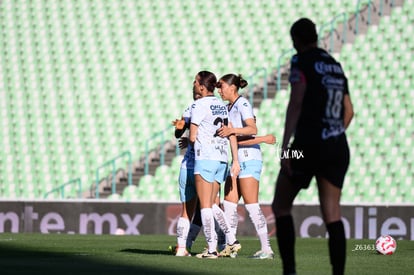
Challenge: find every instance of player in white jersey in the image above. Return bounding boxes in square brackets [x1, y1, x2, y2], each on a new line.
[217, 74, 274, 259]
[189, 71, 241, 259]
[171, 88, 226, 256]
[172, 88, 203, 257]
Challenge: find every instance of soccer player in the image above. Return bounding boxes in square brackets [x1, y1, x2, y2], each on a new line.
[216, 74, 274, 259]
[189, 71, 241, 259]
[172, 88, 226, 256]
[172, 88, 203, 257]
[271, 18, 354, 275]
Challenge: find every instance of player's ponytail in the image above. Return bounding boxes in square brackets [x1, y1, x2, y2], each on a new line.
[219, 73, 248, 90]
[238, 74, 248, 89]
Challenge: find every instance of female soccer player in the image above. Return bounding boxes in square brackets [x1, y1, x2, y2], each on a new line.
[216, 74, 274, 259]
[189, 71, 240, 259]
[172, 88, 203, 257]
[272, 18, 354, 275]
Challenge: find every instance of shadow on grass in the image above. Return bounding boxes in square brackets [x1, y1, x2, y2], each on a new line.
[0, 244, 188, 275]
[120, 248, 172, 255]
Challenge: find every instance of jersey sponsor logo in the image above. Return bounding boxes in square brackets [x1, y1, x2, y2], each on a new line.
[210, 105, 227, 116]
[321, 118, 345, 140]
[321, 75, 345, 89]
[314, 61, 343, 75]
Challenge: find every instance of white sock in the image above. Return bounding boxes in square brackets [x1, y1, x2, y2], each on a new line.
[201, 208, 217, 253]
[212, 204, 236, 245]
[222, 200, 239, 237]
[245, 203, 272, 252]
[215, 219, 226, 250]
[176, 217, 190, 249]
[186, 223, 201, 249]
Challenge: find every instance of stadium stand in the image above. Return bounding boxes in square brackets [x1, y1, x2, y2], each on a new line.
[0, 0, 412, 204]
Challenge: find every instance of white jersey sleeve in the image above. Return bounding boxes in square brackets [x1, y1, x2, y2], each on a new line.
[182, 102, 194, 125]
[180, 103, 196, 169]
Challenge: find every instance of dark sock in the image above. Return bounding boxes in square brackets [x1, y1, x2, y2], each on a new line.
[326, 220, 346, 275]
[276, 215, 296, 275]
[192, 202, 202, 227]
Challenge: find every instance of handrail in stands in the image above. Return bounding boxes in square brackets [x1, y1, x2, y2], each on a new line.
[355, 0, 395, 34]
[276, 0, 394, 91]
[355, 0, 373, 34]
[247, 67, 268, 105]
[44, 178, 82, 199]
[318, 12, 349, 52]
[144, 128, 169, 175]
[95, 151, 132, 198]
[276, 48, 294, 91]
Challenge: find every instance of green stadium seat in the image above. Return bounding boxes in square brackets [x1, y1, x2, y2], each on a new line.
[0, 0, 412, 203]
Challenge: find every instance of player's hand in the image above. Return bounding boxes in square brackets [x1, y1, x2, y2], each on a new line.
[264, 134, 276, 144]
[172, 119, 186, 130]
[230, 160, 240, 178]
[216, 125, 233, 137]
[178, 137, 189, 149]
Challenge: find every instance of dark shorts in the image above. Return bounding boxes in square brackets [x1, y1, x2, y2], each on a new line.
[283, 134, 350, 189]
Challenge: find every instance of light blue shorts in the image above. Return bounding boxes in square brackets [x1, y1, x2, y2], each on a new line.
[194, 160, 228, 184]
[238, 159, 262, 182]
[178, 168, 196, 202]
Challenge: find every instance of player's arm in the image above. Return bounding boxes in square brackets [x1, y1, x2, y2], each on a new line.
[217, 117, 257, 137]
[282, 81, 305, 150]
[189, 123, 198, 144]
[172, 117, 187, 138]
[237, 134, 276, 146]
[228, 123, 240, 178]
[343, 94, 354, 130]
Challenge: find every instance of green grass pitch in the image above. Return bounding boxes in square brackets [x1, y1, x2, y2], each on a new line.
[0, 234, 412, 274]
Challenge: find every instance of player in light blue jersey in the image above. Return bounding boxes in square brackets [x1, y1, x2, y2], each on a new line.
[172, 88, 203, 257]
[217, 74, 274, 259]
[189, 71, 241, 259]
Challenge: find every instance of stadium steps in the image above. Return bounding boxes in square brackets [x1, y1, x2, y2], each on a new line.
[270, 0, 403, 102]
[96, 0, 405, 200]
[0, 0, 405, 200]
[93, 0, 403, 199]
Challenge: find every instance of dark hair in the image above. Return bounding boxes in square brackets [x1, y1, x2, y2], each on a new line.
[218, 74, 248, 90]
[197, 71, 217, 92]
[290, 18, 318, 45]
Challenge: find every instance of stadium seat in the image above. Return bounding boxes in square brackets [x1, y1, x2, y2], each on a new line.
[0, 0, 411, 204]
